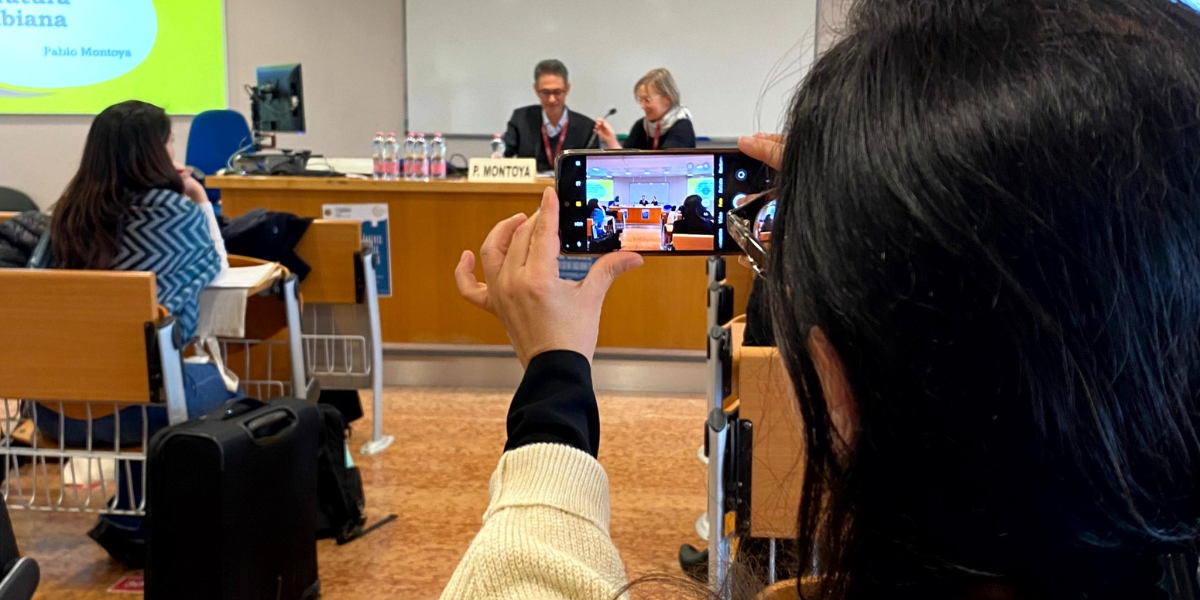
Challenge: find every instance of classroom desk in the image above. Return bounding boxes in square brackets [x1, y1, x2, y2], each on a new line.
[209, 175, 753, 351]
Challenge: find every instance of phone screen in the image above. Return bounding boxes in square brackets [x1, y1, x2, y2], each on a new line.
[557, 149, 772, 255]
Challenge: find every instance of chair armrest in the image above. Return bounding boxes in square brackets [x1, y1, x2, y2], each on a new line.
[0, 557, 39, 600]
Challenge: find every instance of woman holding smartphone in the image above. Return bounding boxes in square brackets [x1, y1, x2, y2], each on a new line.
[446, 0, 1200, 598]
[594, 68, 697, 150]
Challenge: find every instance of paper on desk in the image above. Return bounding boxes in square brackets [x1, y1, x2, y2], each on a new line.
[206, 263, 280, 289]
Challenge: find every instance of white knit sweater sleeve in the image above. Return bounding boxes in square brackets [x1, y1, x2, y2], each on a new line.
[440, 443, 629, 600]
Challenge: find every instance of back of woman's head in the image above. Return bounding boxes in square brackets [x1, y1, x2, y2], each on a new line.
[768, 0, 1200, 598]
[588, 198, 601, 210]
[681, 195, 704, 219]
[52, 100, 181, 269]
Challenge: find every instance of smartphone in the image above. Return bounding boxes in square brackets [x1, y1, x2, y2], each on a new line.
[556, 148, 772, 255]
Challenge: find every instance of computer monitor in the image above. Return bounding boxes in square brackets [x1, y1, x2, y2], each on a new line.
[251, 63, 305, 134]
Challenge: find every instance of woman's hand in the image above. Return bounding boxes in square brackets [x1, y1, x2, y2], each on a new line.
[454, 188, 643, 367]
[593, 119, 620, 149]
[737, 133, 784, 171]
[176, 163, 209, 204]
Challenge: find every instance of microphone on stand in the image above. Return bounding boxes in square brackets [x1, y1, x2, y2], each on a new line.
[586, 108, 618, 149]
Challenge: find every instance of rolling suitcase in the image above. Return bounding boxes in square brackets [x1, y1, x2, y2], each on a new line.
[145, 397, 321, 600]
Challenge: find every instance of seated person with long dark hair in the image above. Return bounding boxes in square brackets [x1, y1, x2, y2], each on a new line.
[43, 100, 238, 565]
[671, 194, 715, 235]
[447, 0, 1200, 598]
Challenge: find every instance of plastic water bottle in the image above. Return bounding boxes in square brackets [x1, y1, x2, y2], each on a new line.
[383, 132, 400, 180]
[429, 133, 447, 179]
[414, 133, 430, 181]
[490, 133, 506, 159]
[403, 132, 416, 180]
[371, 132, 386, 180]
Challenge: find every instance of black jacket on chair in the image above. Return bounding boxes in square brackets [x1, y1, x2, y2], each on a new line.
[503, 106, 599, 172]
[0, 211, 48, 269]
[221, 209, 314, 280]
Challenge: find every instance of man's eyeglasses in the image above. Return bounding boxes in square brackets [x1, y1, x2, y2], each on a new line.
[537, 89, 567, 99]
[727, 188, 777, 277]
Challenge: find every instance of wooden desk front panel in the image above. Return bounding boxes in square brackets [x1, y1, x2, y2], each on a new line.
[218, 179, 752, 350]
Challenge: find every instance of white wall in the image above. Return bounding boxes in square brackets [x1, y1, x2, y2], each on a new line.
[0, 0, 406, 209]
[818, 0, 854, 53]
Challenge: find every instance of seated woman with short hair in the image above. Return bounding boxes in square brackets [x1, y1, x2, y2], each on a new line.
[42, 100, 237, 566]
[594, 68, 697, 150]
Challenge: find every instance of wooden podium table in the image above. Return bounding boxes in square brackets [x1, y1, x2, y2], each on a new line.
[210, 175, 753, 351]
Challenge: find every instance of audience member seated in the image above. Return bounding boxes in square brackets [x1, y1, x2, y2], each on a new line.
[446, 1, 1200, 598]
[671, 194, 715, 235]
[40, 100, 238, 566]
[594, 68, 697, 150]
[587, 199, 606, 239]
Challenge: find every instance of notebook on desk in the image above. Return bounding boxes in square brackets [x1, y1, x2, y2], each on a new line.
[207, 263, 282, 290]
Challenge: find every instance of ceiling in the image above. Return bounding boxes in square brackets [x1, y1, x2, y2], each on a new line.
[586, 154, 715, 178]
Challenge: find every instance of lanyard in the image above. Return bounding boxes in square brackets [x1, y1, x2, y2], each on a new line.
[652, 122, 662, 150]
[542, 117, 569, 164]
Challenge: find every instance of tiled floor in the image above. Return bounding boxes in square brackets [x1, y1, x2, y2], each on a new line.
[13, 386, 708, 599]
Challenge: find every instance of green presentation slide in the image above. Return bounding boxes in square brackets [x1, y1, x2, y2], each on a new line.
[0, 0, 226, 115]
[586, 179, 614, 204]
[688, 177, 715, 202]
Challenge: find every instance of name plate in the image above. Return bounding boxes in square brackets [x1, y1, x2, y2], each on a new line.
[468, 158, 537, 183]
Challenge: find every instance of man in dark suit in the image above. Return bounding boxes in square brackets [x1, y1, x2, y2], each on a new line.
[502, 59, 598, 173]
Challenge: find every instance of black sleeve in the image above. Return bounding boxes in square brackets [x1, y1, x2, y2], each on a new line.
[624, 121, 647, 149]
[659, 119, 697, 149]
[505, 350, 600, 457]
[503, 111, 522, 158]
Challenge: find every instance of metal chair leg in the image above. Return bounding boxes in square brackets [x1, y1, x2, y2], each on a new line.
[359, 248, 393, 456]
[706, 257, 732, 595]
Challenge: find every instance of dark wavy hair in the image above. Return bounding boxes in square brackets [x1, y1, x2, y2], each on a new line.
[764, 0, 1200, 598]
[680, 195, 710, 223]
[51, 100, 182, 269]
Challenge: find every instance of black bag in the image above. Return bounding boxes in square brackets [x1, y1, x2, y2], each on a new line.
[145, 397, 321, 600]
[589, 232, 622, 253]
[317, 388, 363, 424]
[315, 403, 367, 543]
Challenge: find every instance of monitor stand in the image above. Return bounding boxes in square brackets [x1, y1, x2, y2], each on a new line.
[254, 130, 277, 150]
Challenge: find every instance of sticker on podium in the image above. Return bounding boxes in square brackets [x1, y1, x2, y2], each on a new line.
[321, 203, 393, 297]
[108, 576, 144, 593]
[468, 158, 537, 183]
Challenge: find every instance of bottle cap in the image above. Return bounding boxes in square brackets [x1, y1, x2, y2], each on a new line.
[387, 132, 395, 136]
[435, 132, 443, 137]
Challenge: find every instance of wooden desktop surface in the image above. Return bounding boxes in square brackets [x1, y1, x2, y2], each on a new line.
[209, 175, 753, 350]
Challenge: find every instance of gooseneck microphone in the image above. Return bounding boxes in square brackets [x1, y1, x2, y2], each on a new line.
[586, 108, 618, 149]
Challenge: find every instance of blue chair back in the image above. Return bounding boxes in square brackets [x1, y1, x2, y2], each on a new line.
[186, 110, 253, 203]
